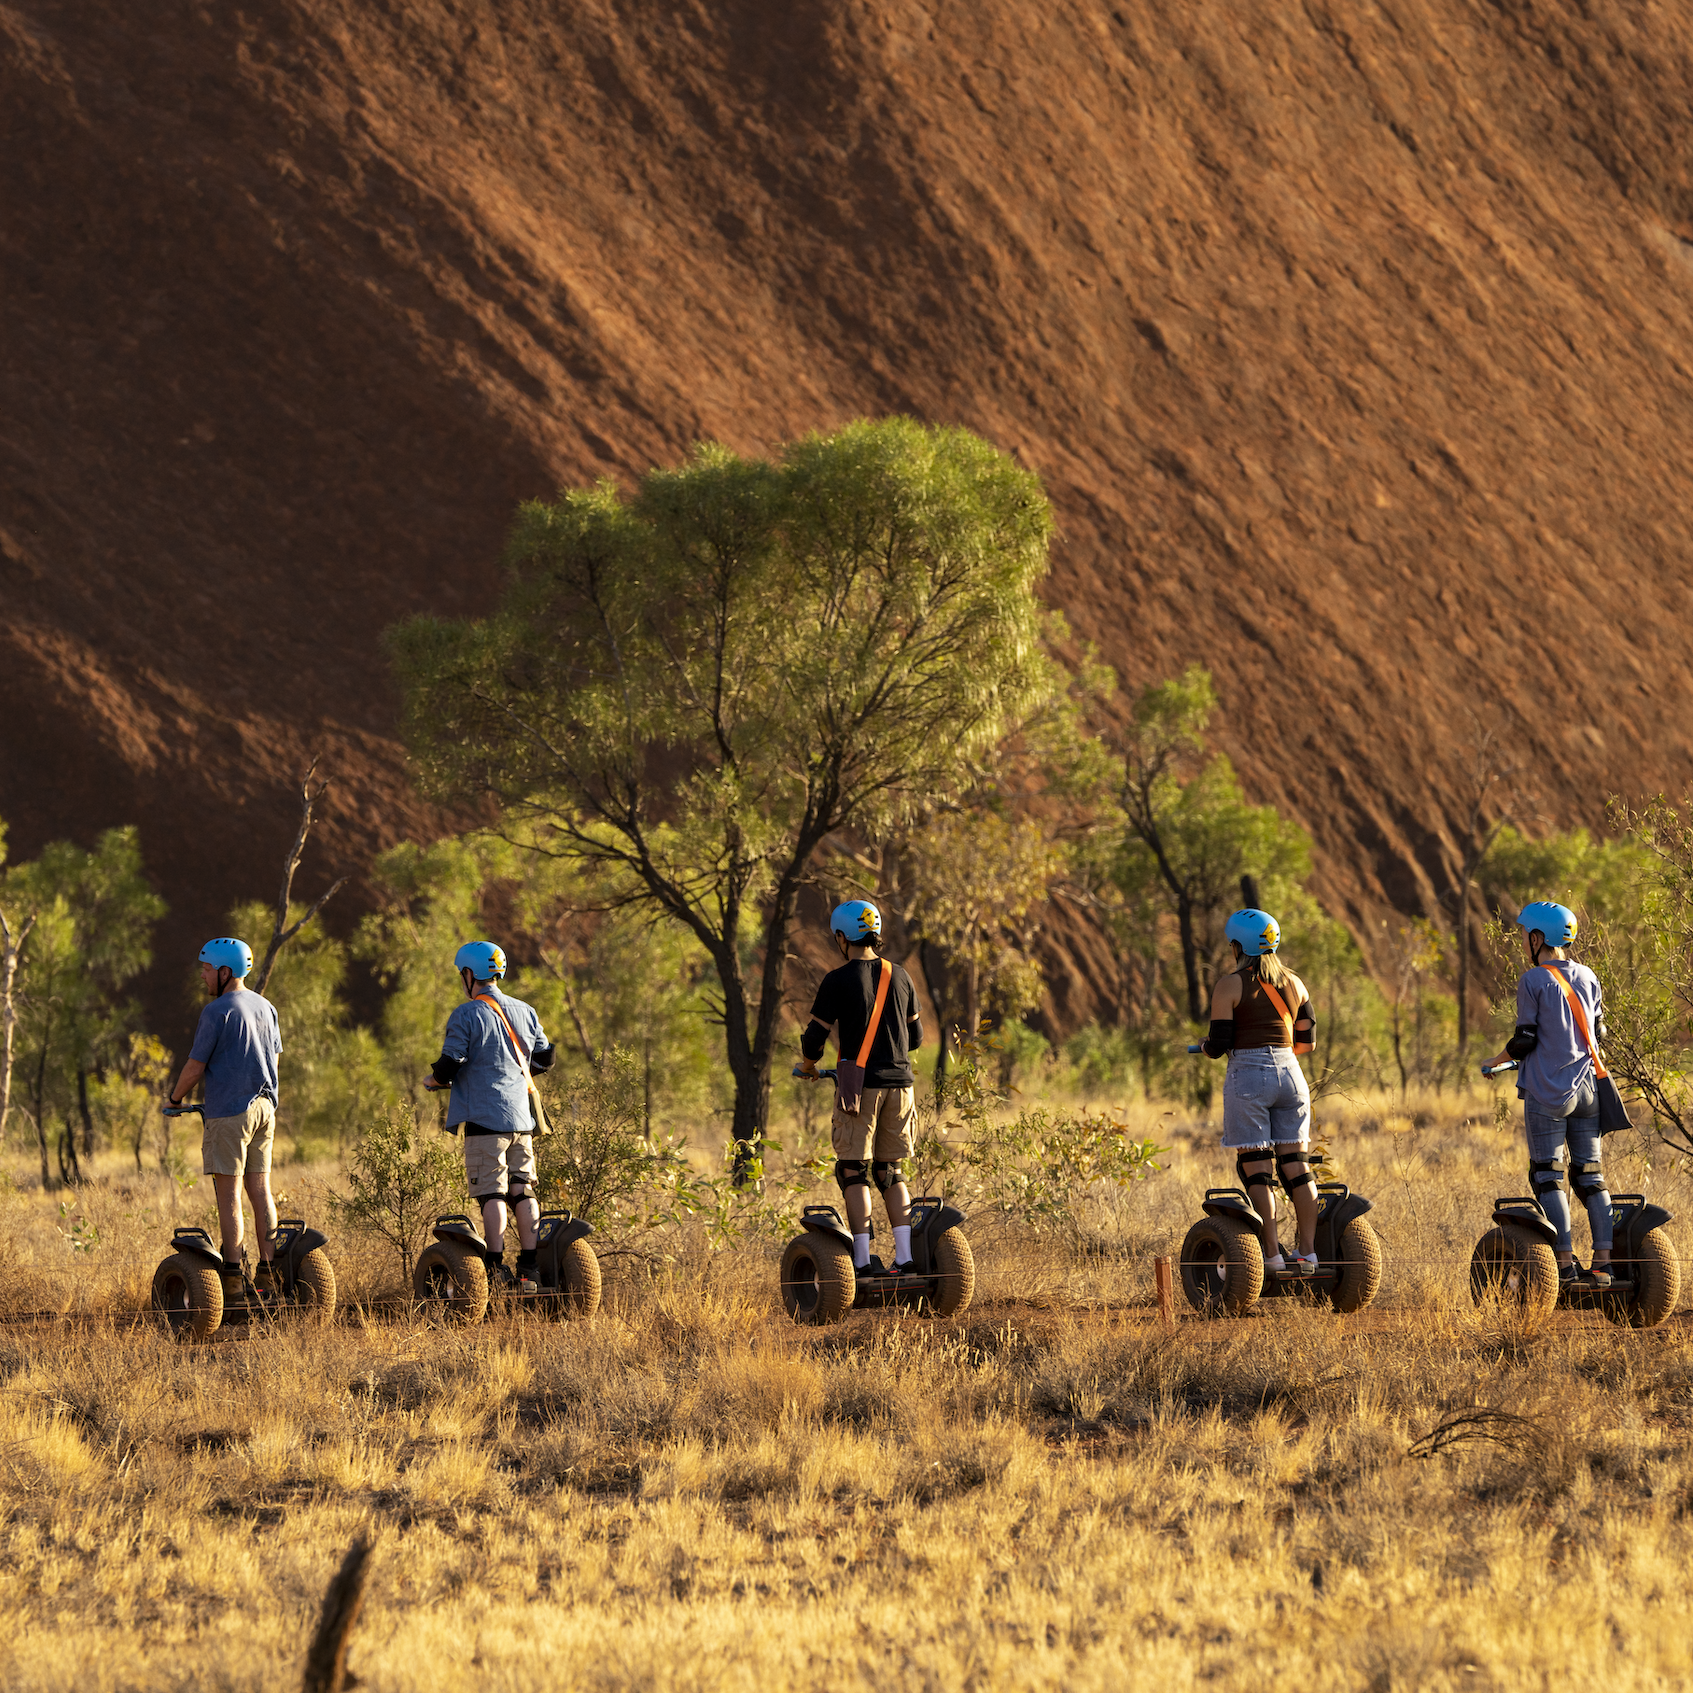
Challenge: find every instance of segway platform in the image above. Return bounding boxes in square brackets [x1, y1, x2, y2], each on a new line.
[779, 1196, 974, 1325]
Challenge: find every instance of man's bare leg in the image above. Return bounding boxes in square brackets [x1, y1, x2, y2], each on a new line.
[244, 1170, 277, 1262]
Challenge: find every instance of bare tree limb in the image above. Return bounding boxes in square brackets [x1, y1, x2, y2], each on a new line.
[253, 760, 349, 997]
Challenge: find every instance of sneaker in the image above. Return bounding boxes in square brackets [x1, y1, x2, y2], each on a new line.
[488, 1261, 515, 1292]
[514, 1267, 539, 1296]
[1558, 1260, 1582, 1287]
[1586, 1263, 1613, 1289]
[889, 1260, 917, 1275]
[1263, 1253, 1288, 1276]
[865, 1254, 887, 1277]
[1290, 1252, 1319, 1277]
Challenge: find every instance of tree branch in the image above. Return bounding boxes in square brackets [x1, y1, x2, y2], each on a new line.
[252, 759, 348, 996]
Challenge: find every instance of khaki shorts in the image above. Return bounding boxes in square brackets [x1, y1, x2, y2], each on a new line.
[202, 1099, 275, 1177]
[831, 1086, 916, 1162]
[464, 1132, 537, 1200]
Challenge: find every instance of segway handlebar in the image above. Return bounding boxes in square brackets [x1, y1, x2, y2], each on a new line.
[162, 1103, 204, 1118]
[791, 1064, 838, 1081]
[1480, 1059, 1519, 1078]
[1186, 1044, 1204, 1054]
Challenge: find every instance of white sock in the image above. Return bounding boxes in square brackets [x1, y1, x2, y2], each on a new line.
[852, 1233, 870, 1269]
[1264, 1251, 1286, 1271]
[893, 1225, 912, 1264]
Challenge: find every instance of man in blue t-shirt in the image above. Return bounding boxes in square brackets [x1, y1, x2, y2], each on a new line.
[424, 941, 556, 1294]
[167, 937, 283, 1293]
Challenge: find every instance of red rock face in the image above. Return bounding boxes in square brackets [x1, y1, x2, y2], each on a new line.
[5, 1, 1693, 1035]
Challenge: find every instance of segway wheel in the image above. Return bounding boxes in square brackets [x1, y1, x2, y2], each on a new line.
[1179, 1216, 1263, 1316]
[152, 1252, 224, 1341]
[557, 1237, 602, 1320]
[1329, 1215, 1384, 1314]
[413, 1239, 489, 1325]
[1469, 1223, 1558, 1318]
[929, 1226, 975, 1318]
[779, 1232, 856, 1325]
[291, 1248, 337, 1325]
[1607, 1228, 1681, 1330]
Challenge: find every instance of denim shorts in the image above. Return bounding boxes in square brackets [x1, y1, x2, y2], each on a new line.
[1220, 1048, 1311, 1149]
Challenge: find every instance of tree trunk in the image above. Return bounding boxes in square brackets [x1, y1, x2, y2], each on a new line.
[34, 1041, 52, 1193]
[963, 957, 981, 1048]
[1455, 870, 1473, 1060]
[1391, 1001, 1407, 1101]
[0, 908, 36, 1145]
[78, 1066, 95, 1158]
[1176, 895, 1203, 1023]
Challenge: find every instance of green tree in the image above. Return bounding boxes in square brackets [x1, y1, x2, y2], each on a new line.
[1113, 667, 1312, 1023]
[1, 827, 164, 1186]
[894, 810, 1062, 1097]
[387, 419, 1054, 1161]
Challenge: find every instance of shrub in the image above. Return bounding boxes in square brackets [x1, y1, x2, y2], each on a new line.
[329, 1105, 463, 1281]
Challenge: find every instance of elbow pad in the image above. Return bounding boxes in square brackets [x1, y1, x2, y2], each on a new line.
[431, 1054, 464, 1086]
[1202, 1018, 1235, 1058]
[1505, 1024, 1539, 1061]
[529, 1043, 556, 1075]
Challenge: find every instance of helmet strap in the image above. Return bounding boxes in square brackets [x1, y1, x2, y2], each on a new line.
[216, 965, 232, 997]
[461, 967, 478, 1000]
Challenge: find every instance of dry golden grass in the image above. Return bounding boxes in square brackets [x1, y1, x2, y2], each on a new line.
[3, 1090, 1693, 1691]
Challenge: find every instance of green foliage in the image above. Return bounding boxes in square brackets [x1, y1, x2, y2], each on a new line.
[0, 825, 164, 1183]
[1102, 664, 1313, 1023]
[1576, 799, 1693, 1156]
[387, 419, 1058, 1145]
[328, 1105, 464, 1282]
[535, 1047, 667, 1225]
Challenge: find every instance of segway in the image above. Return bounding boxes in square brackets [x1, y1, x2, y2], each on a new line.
[411, 1209, 601, 1324]
[1178, 1155, 1383, 1316]
[779, 1197, 974, 1325]
[149, 1106, 337, 1340]
[1471, 1059, 1681, 1327]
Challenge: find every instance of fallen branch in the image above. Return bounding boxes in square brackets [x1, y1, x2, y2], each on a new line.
[301, 1531, 376, 1693]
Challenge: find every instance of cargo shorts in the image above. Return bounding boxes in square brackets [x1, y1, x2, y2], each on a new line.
[463, 1132, 537, 1200]
[831, 1086, 916, 1162]
[202, 1098, 276, 1177]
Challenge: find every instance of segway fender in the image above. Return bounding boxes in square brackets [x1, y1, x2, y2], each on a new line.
[1490, 1197, 1558, 1248]
[432, 1212, 487, 1250]
[170, 1227, 224, 1268]
[1201, 1188, 1265, 1245]
[919, 1203, 966, 1240]
[800, 1209, 855, 1254]
[279, 1227, 328, 1276]
[1323, 1192, 1373, 1231]
[1623, 1200, 1672, 1258]
[539, 1211, 594, 1248]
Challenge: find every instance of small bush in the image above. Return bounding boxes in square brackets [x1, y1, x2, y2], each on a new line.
[329, 1105, 463, 1282]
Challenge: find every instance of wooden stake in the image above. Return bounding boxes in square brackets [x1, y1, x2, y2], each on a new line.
[1154, 1254, 1175, 1332]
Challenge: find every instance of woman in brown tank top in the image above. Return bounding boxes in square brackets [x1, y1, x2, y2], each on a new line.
[1199, 909, 1319, 1275]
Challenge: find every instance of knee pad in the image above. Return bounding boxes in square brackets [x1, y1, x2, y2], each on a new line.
[871, 1160, 901, 1194]
[834, 1159, 870, 1194]
[1570, 1159, 1607, 1203]
[1276, 1150, 1316, 1197]
[1528, 1155, 1565, 1200]
[1235, 1152, 1275, 1202]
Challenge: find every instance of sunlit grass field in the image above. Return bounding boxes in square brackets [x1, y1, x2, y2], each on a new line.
[3, 1086, 1692, 1691]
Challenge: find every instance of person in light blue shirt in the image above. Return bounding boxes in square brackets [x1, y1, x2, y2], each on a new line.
[1483, 901, 1612, 1288]
[167, 937, 283, 1291]
[424, 941, 555, 1294]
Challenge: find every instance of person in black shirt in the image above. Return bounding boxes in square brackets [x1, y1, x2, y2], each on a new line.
[797, 899, 925, 1274]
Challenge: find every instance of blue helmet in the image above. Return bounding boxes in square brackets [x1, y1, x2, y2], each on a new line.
[1517, 901, 1577, 948]
[1225, 908, 1281, 957]
[199, 937, 253, 979]
[454, 941, 507, 982]
[830, 899, 882, 945]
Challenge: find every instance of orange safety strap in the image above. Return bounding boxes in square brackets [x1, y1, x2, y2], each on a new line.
[473, 992, 542, 1102]
[1257, 977, 1313, 1056]
[852, 962, 893, 1068]
[1543, 966, 1609, 1078]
